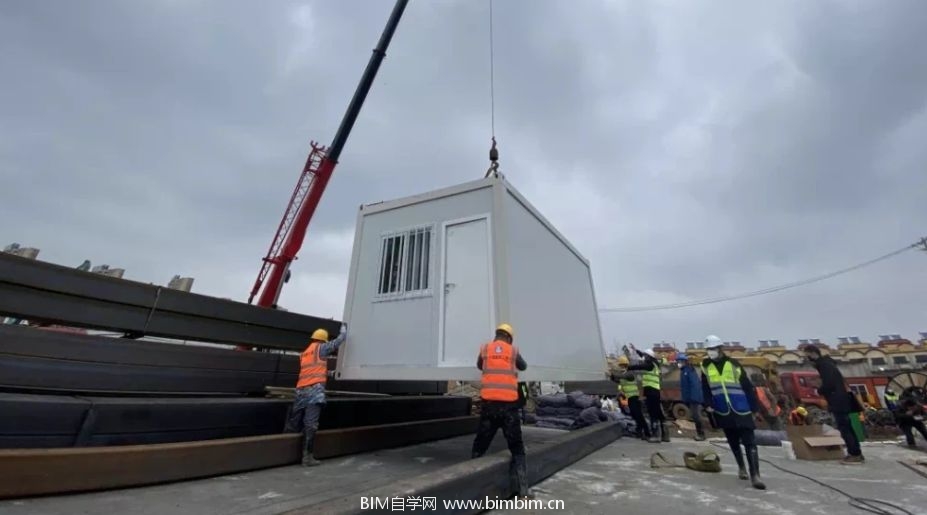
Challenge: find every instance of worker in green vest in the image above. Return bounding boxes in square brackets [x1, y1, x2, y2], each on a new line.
[700, 335, 766, 490]
[627, 344, 669, 443]
[884, 389, 899, 411]
[610, 355, 651, 440]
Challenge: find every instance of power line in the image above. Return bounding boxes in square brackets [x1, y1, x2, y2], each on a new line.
[599, 237, 926, 313]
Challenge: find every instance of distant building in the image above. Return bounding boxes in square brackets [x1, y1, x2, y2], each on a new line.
[653, 334, 927, 374]
[167, 275, 195, 292]
[91, 265, 125, 279]
[3, 243, 39, 260]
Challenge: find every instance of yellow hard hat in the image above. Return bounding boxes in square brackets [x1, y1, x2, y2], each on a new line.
[796, 406, 808, 416]
[496, 323, 514, 338]
[616, 356, 630, 366]
[311, 328, 329, 342]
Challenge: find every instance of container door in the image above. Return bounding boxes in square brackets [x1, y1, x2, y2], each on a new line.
[441, 217, 492, 366]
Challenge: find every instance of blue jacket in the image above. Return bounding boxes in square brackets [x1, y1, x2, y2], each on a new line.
[680, 365, 703, 404]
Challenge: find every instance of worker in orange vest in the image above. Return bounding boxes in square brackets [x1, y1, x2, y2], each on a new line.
[471, 323, 529, 498]
[284, 323, 347, 467]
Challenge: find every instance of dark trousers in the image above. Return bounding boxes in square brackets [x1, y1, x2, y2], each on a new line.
[900, 418, 927, 446]
[687, 402, 705, 436]
[833, 412, 862, 457]
[472, 402, 528, 496]
[628, 396, 650, 437]
[722, 427, 756, 468]
[285, 400, 323, 455]
[643, 387, 664, 433]
[472, 402, 525, 457]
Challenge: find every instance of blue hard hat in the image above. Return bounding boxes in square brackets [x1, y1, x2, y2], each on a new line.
[676, 353, 689, 362]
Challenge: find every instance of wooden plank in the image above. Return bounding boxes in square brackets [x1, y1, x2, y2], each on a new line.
[0, 416, 478, 499]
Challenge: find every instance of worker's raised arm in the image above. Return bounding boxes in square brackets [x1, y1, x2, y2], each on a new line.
[318, 324, 347, 358]
[626, 361, 653, 372]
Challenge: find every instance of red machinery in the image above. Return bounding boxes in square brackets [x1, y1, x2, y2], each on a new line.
[248, 0, 409, 309]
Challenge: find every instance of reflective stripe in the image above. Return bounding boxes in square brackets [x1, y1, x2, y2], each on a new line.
[480, 340, 519, 402]
[483, 368, 518, 376]
[641, 363, 661, 390]
[703, 361, 752, 416]
[297, 342, 328, 389]
[482, 382, 518, 390]
[619, 378, 639, 398]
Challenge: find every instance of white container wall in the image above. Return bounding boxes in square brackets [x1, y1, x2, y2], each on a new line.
[336, 177, 608, 382]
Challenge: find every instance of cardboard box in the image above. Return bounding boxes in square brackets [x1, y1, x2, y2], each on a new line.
[786, 425, 845, 461]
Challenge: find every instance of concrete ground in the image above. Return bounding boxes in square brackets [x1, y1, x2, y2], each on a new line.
[492, 434, 927, 515]
[0, 427, 564, 515]
[4, 426, 926, 515]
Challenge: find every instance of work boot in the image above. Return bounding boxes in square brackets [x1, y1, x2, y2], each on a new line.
[694, 433, 706, 442]
[840, 454, 864, 465]
[302, 438, 321, 467]
[648, 429, 661, 443]
[660, 424, 671, 443]
[731, 447, 748, 480]
[510, 454, 529, 497]
[302, 450, 321, 467]
[746, 447, 766, 490]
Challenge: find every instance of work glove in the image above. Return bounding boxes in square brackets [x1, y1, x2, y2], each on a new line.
[340, 323, 347, 335]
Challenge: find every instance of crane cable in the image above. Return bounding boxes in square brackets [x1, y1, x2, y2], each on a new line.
[485, 0, 502, 179]
[600, 237, 927, 313]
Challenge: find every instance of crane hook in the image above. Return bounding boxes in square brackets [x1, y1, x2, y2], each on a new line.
[485, 137, 503, 178]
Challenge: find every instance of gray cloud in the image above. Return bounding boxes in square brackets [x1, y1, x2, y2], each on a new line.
[2, 0, 925, 349]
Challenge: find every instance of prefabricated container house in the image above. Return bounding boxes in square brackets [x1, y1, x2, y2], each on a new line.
[336, 176, 607, 382]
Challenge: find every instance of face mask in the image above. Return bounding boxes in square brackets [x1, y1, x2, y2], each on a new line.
[677, 363, 684, 369]
[706, 349, 719, 360]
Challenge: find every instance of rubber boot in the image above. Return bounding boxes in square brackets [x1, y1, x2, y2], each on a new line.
[510, 454, 531, 499]
[648, 422, 660, 443]
[660, 423, 671, 442]
[731, 446, 748, 480]
[746, 447, 766, 490]
[302, 434, 321, 467]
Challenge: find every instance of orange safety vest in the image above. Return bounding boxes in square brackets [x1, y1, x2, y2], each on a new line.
[756, 388, 781, 416]
[296, 342, 328, 389]
[479, 340, 519, 402]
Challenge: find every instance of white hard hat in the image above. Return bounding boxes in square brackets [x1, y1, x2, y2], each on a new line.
[704, 335, 723, 349]
[643, 348, 657, 358]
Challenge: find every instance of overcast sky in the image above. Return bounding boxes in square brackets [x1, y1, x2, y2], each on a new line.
[2, 0, 925, 351]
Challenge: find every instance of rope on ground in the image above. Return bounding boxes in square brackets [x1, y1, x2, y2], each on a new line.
[709, 441, 913, 515]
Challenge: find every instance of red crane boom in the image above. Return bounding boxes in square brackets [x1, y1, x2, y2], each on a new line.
[248, 0, 409, 308]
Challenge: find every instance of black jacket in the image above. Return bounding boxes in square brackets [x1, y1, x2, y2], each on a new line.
[810, 356, 850, 414]
[700, 356, 760, 430]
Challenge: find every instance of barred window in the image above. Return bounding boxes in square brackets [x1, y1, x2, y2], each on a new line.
[377, 226, 432, 298]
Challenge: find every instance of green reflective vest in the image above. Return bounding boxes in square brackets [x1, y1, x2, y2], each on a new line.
[703, 361, 752, 416]
[619, 377, 639, 398]
[641, 362, 661, 390]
